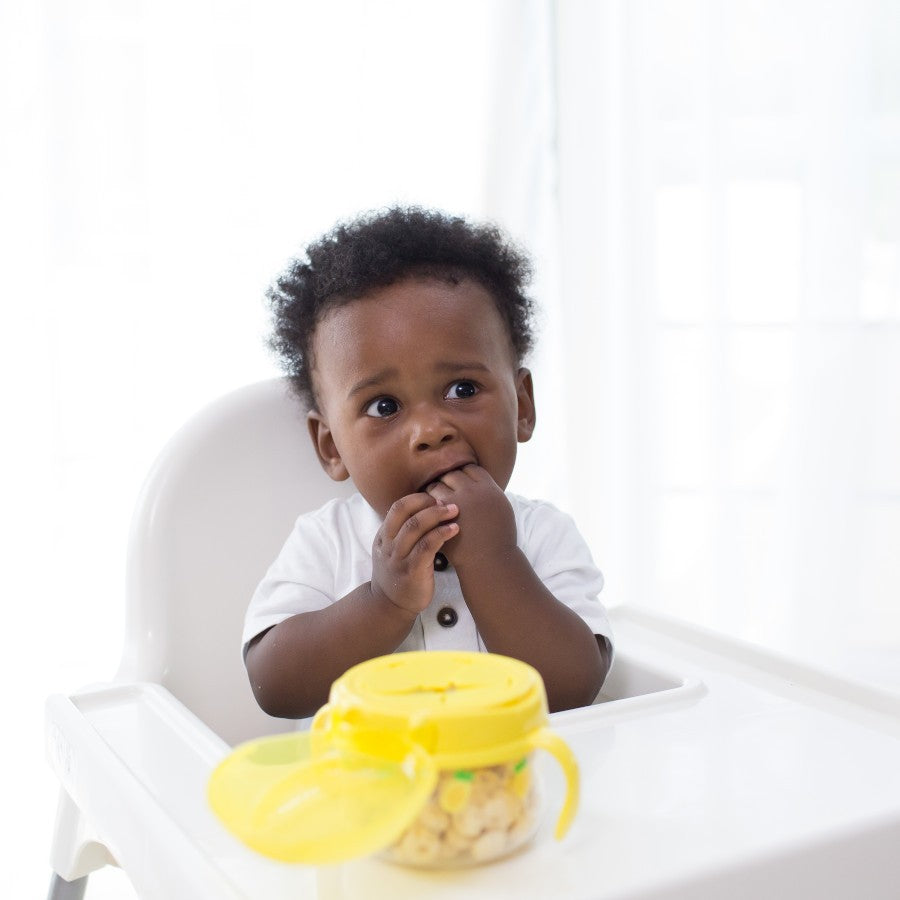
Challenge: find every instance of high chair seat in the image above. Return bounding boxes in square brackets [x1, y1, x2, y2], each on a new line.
[116, 377, 355, 747]
[45, 379, 900, 899]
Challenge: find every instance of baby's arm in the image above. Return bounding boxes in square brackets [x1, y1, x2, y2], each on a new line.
[427, 466, 609, 712]
[246, 495, 459, 718]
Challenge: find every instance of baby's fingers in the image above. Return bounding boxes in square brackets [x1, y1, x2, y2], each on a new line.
[382, 493, 439, 541]
[407, 519, 460, 569]
[392, 502, 459, 559]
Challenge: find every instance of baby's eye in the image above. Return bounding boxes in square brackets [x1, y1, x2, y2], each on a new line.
[365, 397, 400, 418]
[445, 380, 478, 400]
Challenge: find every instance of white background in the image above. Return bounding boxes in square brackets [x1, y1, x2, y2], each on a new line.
[2, 1, 899, 896]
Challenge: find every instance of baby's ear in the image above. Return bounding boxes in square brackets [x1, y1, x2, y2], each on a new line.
[515, 368, 536, 443]
[307, 411, 350, 481]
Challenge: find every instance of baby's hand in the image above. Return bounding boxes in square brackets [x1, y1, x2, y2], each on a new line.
[425, 465, 516, 568]
[370, 493, 460, 614]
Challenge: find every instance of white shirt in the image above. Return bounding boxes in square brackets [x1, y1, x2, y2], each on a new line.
[244, 491, 613, 657]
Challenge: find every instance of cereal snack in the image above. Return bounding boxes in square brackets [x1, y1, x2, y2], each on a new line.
[384, 758, 540, 867]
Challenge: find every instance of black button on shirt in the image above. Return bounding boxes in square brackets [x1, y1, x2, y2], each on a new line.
[437, 606, 458, 628]
[433, 552, 449, 571]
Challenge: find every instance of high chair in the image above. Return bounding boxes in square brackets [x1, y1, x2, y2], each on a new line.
[45, 378, 900, 899]
[44, 377, 354, 898]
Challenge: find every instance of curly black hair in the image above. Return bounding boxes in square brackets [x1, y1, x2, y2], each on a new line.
[267, 206, 536, 409]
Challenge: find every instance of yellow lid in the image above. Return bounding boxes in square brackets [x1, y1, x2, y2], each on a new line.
[208, 652, 579, 864]
[314, 651, 549, 769]
[208, 730, 436, 864]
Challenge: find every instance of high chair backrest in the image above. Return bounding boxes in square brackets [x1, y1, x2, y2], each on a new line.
[118, 378, 356, 746]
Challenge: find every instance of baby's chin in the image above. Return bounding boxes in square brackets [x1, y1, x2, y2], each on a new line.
[361, 490, 422, 521]
[364, 488, 441, 521]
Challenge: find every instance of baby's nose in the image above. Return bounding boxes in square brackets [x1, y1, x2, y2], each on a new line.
[410, 406, 457, 451]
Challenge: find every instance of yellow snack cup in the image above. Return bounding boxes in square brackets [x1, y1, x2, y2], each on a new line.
[208, 651, 579, 867]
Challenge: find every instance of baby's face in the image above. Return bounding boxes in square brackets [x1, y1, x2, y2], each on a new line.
[307, 276, 535, 518]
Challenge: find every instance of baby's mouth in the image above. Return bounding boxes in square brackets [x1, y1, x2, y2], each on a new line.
[418, 463, 473, 494]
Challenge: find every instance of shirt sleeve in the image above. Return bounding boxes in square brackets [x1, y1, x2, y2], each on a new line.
[242, 510, 337, 658]
[516, 498, 614, 652]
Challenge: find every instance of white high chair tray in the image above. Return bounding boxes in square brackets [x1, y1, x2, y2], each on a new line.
[46, 605, 900, 899]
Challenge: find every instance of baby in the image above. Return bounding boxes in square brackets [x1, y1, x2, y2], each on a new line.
[244, 207, 613, 718]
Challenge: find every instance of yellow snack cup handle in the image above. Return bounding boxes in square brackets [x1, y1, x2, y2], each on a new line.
[528, 727, 580, 839]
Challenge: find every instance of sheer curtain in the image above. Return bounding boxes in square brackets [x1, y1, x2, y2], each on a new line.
[3, 3, 499, 895]
[552, 0, 900, 684]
